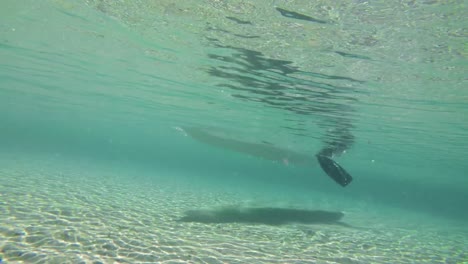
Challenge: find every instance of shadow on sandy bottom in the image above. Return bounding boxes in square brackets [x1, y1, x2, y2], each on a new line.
[179, 207, 349, 226]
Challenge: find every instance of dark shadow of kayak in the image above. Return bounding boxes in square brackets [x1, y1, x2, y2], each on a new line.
[178, 206, 349, 226]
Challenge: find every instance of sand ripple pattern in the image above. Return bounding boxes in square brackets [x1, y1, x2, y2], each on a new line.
[0, 156, 466, 263]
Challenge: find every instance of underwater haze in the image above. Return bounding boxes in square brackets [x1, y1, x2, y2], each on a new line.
[1, 0, 467, 263]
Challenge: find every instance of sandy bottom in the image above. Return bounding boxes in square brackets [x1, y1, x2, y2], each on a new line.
[0, 153, 466, 264]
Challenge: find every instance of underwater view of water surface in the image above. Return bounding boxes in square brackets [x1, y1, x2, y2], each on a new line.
[1, 0, 467, 263]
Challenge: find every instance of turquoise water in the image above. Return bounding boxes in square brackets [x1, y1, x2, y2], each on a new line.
[1, 0, 467, 263]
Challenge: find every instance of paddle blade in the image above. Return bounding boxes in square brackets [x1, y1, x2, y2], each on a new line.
[316, 155, 353, 187]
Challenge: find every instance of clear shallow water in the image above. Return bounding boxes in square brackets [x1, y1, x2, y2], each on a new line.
[0, 0, 467, 263]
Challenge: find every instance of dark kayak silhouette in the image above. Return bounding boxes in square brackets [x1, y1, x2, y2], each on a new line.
[182, 127, 313, 165]
[182, 127, 353, 187]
